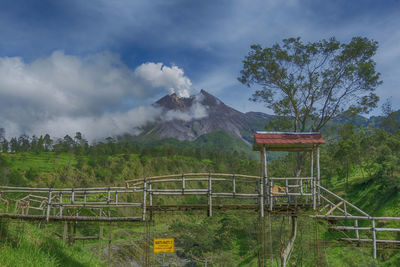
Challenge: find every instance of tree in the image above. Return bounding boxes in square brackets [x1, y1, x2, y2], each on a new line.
[18, 135, 30, 152]
[239, 37, 381, 133]
[334, 123, 360, 192]
[10, 137, 19, 152]
[43, 134, 53, 151]
[1, 139, 8, 153]
[380, 99, 400, 133]
[239, 36, 382, 267]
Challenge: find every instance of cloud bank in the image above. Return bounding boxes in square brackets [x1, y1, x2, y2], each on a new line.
[0, 51, 205, 140]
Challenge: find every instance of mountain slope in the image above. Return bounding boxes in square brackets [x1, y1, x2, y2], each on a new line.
[140, 89, 274, 143]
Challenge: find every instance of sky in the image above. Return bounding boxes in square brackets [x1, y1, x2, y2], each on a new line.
[0, 0, 399, 140]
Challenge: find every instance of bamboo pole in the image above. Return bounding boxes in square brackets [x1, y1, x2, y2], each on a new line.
[149, 183, 152, 206]
[269, 178, 273, 211]
[46, 189, 52, 222]
[312, 150, 316, 210]
[233, 175, 236, 198]
[317, 146, 321, 205]
[329, 226, 371, 231]
[372, 219, 377, 259]
[319, 195, 350, 216]
[355, 219, 359, 239]
[263, 148, 268, 209]
[0, 213, 142, 221]
[260, 148, 265, 217]
[59, 192, 63, 217]
[142, 179, 147, 221]
[341, 238, 400, 244]
[260, 176, 264, 217]
[208, 173, 212, 217]
[317, 185, 370, 217]
[182, 174, 185, 195]
[310, 150, 313, 206]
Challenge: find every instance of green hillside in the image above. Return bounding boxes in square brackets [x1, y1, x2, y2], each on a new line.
[1, 126, 400, 266]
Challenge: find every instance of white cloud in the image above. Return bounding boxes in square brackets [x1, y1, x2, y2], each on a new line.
[0, 51, 204, 140]
[31, 106, 163, 141]
[134, 62, 192, 98]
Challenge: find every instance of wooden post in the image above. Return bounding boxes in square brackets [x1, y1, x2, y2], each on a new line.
[182, 174, 185, 194]
[285, 178, 289, 202]
[71, 189, 75, 204]
[260, 176, 264, 217]
[355, 219, 359, 240]
[233, 175, 236, 198]
[208, 173, 212, 217]
[59, 192, 63, 217]
[312, 150, 316, 210]
[149, 183, 152, 206]
[259, 149, 264, 217]
[46, 189, 52, 222]
[142, 179, 147, 221]
[149, 182, 153, 222]
[300, 179, 303, 196]
[310, 150, 313, 206]
[317, 146, 321, 205]
[263, 146, 267, 207]
[270, 178, 273, 211]
[372, 219, 377, 259]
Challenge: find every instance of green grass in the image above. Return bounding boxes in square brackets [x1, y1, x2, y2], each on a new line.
[4, 152, 77, 173]
[0, 222, 103, 267]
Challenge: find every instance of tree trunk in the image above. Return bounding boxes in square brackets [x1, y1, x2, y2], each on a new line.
[280, 216, 298, 267]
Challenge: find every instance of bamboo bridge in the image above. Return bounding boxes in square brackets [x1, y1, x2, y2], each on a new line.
[1, 132, 400, 259]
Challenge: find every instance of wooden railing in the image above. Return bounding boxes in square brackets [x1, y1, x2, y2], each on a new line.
[0, 186, 143, 222]
[314, 184, 400, 259]
[1, 173, 400, 258]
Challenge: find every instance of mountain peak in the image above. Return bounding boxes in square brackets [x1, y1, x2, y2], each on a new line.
[155, 93, 193, 110]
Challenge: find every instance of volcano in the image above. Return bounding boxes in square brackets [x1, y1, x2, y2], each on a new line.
[140, 90, 274, 143]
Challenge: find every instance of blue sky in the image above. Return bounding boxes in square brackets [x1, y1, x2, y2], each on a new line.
[0, 0, 399, 139]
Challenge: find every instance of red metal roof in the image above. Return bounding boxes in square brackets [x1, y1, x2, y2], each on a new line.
[253, 132, 325, 151]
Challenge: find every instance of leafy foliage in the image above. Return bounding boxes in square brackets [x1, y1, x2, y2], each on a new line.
[239, 37, 381, 132]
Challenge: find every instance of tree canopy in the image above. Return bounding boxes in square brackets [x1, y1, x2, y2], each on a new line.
[239, 37, 382, 132]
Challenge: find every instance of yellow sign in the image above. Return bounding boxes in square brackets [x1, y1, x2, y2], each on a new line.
[153, 238, 174, 253]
